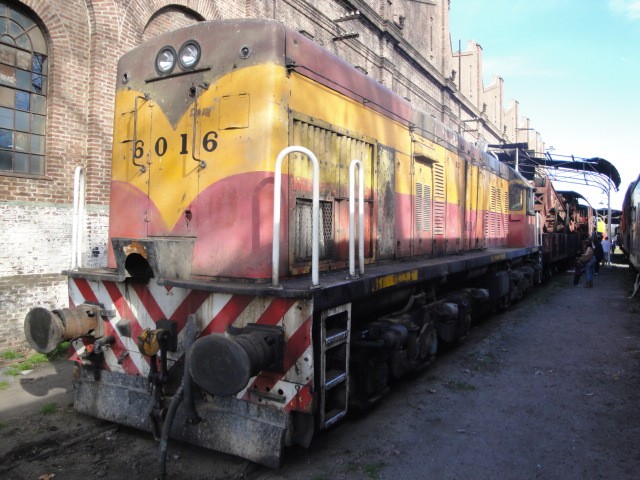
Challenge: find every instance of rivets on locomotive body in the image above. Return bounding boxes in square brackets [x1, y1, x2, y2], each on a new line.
[239, 45, 252, 59]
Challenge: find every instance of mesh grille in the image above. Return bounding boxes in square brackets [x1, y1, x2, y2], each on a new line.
[295, 199, 333, 261]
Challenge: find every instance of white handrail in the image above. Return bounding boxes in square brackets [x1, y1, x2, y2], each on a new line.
[272, 146, 320, 288]
[349, 159, 365, 277]
[71, 166, 85, 269]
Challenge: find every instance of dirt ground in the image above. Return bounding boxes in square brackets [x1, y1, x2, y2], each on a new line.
[2, 258, 640, 480]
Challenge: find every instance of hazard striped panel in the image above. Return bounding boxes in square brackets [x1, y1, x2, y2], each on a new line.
[68, 278, 315, 413]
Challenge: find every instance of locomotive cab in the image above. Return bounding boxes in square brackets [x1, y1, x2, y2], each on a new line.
[507, 171, 537, 248]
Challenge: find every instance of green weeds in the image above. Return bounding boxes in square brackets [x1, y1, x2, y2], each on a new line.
[0, 350, 23, 361]
[40, 402, 57, 415]
[0, 341, 71, 378]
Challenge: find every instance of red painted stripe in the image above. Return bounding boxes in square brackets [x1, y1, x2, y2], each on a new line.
[283, 316, 312, 372]
[170, 290, 212, 331]
[285, 383, 313, 412]
[104, 282, 143, 342]
[74, 278, 99, 304]
[102, 282, 145, 374]
[102, 320, 140, 373]
[256, 298, 297, 326]
[240, 374, 279, 403]
[132, 283, 166, 323]
[200, 295, 254, 336]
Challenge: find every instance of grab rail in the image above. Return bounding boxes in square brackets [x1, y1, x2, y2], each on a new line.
[71, 165, 85, 269]
[349, 159, 365, 277]
[131, 94, 149, 172]
[272, 146, 320, 288]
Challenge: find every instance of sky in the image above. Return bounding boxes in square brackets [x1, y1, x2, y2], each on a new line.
[449, 0, 640, 211]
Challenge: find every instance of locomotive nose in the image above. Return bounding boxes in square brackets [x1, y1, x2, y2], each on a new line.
[24, 305, 103, 353]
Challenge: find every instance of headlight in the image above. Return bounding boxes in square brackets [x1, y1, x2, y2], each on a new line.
[178, 40, 200, 70]
[155, 46, 176, 75]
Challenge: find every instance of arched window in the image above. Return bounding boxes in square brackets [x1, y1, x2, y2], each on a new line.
[0, 3, 47, 175]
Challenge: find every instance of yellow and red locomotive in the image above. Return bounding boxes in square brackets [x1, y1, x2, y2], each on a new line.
[24, 19, 571, 468]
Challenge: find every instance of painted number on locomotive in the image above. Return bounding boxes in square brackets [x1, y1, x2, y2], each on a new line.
[133, 131, 219, 159]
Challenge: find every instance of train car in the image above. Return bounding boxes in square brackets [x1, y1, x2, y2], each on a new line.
[24, 19, 549, 469]
[620, 174, 640, 274]
[535, 183, 593, 275]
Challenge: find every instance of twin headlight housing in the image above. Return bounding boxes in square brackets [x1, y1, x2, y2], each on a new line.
[155, 40, 201, 75]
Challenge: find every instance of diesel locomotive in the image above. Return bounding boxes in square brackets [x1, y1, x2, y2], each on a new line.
[24, 19, 587, 469]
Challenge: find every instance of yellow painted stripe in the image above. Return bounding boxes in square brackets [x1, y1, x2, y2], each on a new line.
[373, 270, 419, 291]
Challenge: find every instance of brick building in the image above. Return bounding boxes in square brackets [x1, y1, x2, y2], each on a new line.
[0, 0, 544, 347]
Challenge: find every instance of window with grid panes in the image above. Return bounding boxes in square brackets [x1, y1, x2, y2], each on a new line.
[0, 2, 47, 175]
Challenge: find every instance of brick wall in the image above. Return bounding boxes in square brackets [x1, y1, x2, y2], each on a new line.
[1, 0, 539, 349]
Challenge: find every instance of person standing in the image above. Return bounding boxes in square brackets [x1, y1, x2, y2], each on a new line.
[593, 236, 604, 274]
[601, 236, 611, 266]
[576, 240, 596, 287]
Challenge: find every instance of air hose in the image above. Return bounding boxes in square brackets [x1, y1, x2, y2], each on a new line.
[157, 314, 198, 480]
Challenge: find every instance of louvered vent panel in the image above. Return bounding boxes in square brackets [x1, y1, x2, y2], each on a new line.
[504, 190, 509, 236]
[423, 185, 432, 232]
[415, 183, 432, 232]
[416, 183, 424, 232]
[485, 186, 501, 239]
[433, 163, 445, 235]
[434, 163, 445, 198]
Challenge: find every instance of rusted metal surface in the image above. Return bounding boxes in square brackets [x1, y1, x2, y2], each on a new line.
[73, 368, 290, 468]
[24, 304, 103, 353]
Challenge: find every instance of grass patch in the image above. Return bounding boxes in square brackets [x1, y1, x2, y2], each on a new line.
[16, 361, 35, 371]
[46, 341, 71, 361]
[3, 367, 21, 376]
[0, 380, 9, 390]
[27, 353, 49, 365]
[40, 402, 57, 415]
[0, 350, 23, 361]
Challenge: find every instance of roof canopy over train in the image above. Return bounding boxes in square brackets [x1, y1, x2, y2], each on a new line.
[489, 143, 621, 192]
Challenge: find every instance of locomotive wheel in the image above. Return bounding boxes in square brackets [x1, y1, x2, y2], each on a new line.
[498, 294, 511, 311]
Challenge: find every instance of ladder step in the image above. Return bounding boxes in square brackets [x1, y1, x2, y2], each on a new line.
[325, 369, 347, 389]
[325, 328, 348, 347]
[324, 408, 347, 428]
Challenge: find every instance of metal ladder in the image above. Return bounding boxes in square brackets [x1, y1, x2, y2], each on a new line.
[319, 303, 351, 428]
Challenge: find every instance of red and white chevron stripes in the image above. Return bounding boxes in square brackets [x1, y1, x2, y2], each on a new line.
[68, 278, 314, 412]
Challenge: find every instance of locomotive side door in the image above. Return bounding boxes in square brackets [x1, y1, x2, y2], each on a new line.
[376, 145, 396, 260]
[465, 163, 480, 250]
[288, 114, 375, 274]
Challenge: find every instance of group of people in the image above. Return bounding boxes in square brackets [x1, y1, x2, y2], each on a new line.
[573, 233, 613, 288]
